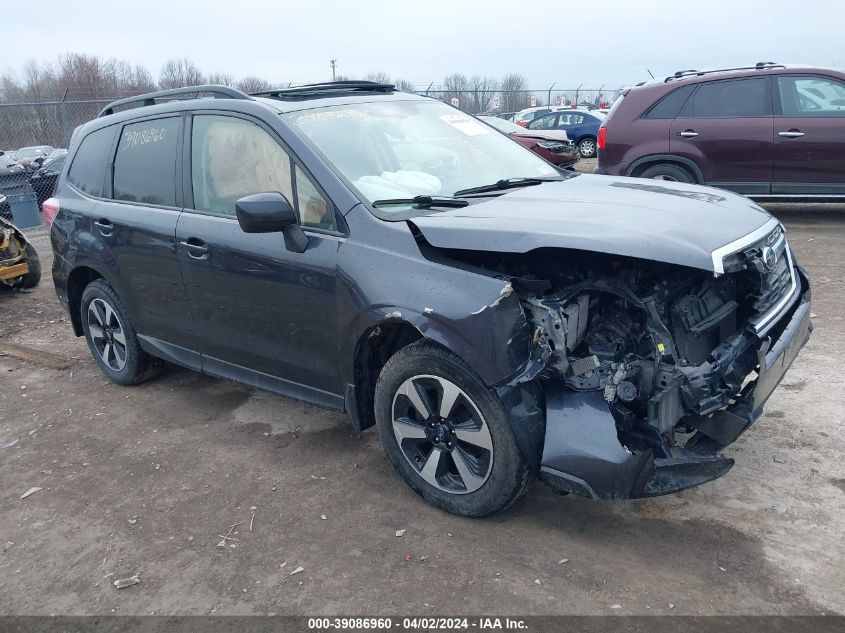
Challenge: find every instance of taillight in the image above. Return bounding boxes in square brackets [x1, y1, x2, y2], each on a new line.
[42, 197, 59, 226]
[597, 127, 607, 151]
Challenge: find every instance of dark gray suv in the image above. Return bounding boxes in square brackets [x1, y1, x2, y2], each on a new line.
[47, 82, 812, 516]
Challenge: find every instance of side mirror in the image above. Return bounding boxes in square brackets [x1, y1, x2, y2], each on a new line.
[235, 192, 309, 253]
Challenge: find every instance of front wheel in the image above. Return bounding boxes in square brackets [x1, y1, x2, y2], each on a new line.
[578, 137, 597, 158]
[374, 341, 531, 516]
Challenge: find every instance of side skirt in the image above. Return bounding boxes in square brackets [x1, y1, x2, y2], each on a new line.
[137, 334, 346, 412]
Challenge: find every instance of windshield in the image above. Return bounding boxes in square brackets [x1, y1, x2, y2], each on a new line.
[479, 116, 526, 134]
[285, 100, 560, 215]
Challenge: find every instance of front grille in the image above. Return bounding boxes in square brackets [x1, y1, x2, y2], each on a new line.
[742, 227, 798, 333]
[752, 247, 792, 315]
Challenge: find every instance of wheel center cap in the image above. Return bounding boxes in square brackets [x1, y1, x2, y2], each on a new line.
[434, 424, 449, 443]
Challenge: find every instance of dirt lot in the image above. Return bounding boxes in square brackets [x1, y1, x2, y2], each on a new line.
[1, 194, 844, 615]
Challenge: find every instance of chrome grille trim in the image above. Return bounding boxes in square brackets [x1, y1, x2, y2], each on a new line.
[748, 245, 799, 336]
[711, 218, 799, 336]
[711, 217, 781, 275]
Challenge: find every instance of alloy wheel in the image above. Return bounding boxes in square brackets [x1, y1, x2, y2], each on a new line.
[391, 374, 494, 494]
[87, 297, 127, 371]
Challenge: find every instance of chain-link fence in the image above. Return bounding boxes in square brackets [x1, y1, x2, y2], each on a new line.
[1, 98, 112, 227]
[414, 87, 622, 115]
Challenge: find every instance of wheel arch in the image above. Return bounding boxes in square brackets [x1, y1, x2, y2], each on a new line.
[350, 318, 424, 431]
[627, 154, 703, 183]
[66, 265, 106, 336]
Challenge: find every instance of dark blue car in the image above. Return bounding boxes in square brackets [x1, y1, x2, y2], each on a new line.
[526, 109, 605, 158]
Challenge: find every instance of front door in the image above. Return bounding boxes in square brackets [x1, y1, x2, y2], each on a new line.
[669, 76, 773, 194]
[176, 113, 344, 406]
[771, 74, 845, 195]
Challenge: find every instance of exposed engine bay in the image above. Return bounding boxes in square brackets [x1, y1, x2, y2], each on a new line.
[434, 243, 811, 499]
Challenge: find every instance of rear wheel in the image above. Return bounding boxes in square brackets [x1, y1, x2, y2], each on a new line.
[81, 280, 163, 385]
[639, 163, 694, 183]
[374, 340, 531, 517]
[578, 137, 597, 158]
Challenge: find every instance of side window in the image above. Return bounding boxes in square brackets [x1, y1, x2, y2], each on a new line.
[46, 154, 66, 173]
[778, 76, 845, 117]
[113, 118, 180, 206]
[528, 114, 557, 130]
[643, 85, 695, 119]
[67, 126, 116, 197]
[295, 166, 334, 230]
[569, 114, 585, 125]
[689, 78, 769, 117]
[191, 115, 293, 217]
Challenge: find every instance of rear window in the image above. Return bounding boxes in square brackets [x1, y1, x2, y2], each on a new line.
[67, 126, 116, 197]
[642, 85, 695, 119]
[113, 117, 180, 206]
[687, 78, 769, 117]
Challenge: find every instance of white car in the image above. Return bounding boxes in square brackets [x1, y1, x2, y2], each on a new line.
[512, 105, 572, 126]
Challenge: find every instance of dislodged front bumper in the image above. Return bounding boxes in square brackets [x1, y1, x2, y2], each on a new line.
[539, 266, 812, 500]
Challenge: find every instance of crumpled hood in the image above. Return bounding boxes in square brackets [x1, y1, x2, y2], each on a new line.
[409, 174, 773, 272]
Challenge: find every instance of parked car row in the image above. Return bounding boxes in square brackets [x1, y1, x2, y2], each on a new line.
[497, 106, 606, 158]
[0, 148, 67, 220]
[478, 116, 580, 167]
[596, 62, 845, 199]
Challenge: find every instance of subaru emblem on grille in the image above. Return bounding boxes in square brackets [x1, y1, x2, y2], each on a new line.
[761, 246, 777, 270]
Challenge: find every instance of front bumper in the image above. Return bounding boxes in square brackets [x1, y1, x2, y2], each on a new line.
[539, 266, 812, 500]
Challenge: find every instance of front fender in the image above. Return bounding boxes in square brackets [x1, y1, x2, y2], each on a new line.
[338, 206, 535, 389]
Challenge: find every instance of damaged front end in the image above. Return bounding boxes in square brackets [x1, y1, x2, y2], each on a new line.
[464, 223, 811, 499]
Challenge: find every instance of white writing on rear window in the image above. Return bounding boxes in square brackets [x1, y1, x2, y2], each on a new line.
[121, 127, 167, 150]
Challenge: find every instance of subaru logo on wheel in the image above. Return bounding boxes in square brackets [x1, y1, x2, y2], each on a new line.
[761, 246, 777, 270]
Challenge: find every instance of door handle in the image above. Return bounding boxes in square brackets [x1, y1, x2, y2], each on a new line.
[679, 129, 699, 138]
[778, 130, 805, 138]
[93, 218, 113, 236]
[179, 238, 209, 259]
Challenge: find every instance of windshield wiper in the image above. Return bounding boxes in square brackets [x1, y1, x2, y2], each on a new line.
[371, 195, 469, 209]
[453, 177, 565, 197]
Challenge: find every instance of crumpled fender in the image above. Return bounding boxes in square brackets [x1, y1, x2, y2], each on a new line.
[338, 207, 535, 389]
[341, 282, 533, 389]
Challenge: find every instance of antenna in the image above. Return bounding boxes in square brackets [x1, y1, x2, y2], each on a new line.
[647, 68, 655, 79]
[330, 59, 337, 81]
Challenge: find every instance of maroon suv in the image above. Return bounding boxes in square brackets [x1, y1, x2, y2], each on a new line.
[597, 63, 845, 198]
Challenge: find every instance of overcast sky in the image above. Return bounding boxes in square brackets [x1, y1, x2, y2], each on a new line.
[4, 0, 842, 89]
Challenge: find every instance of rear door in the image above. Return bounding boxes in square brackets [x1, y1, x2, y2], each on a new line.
[669, 77, 773, 194]
[175, 112, 344, 406]
[71, 116, 194, 353]
[771, 74, 845, 195]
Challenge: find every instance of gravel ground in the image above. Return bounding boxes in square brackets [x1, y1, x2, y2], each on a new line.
[0, 190, 843, 616]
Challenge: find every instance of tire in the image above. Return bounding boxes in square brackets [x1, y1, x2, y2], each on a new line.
[639, 163, 694, 183]
[374, 340, 531, 517]
[578, 137, 597, 158]
[80, 279, 163, 385]
[19, 242, 41, 289]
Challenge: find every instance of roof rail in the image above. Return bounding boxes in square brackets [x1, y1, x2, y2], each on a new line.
[251, 80, 396, 100]
[664, 62, 784, 83]
[98, 85, 251, 118]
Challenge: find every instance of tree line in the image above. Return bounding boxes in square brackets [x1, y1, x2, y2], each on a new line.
[0, 53, 542, 111]
[0, 52, 583, 149]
